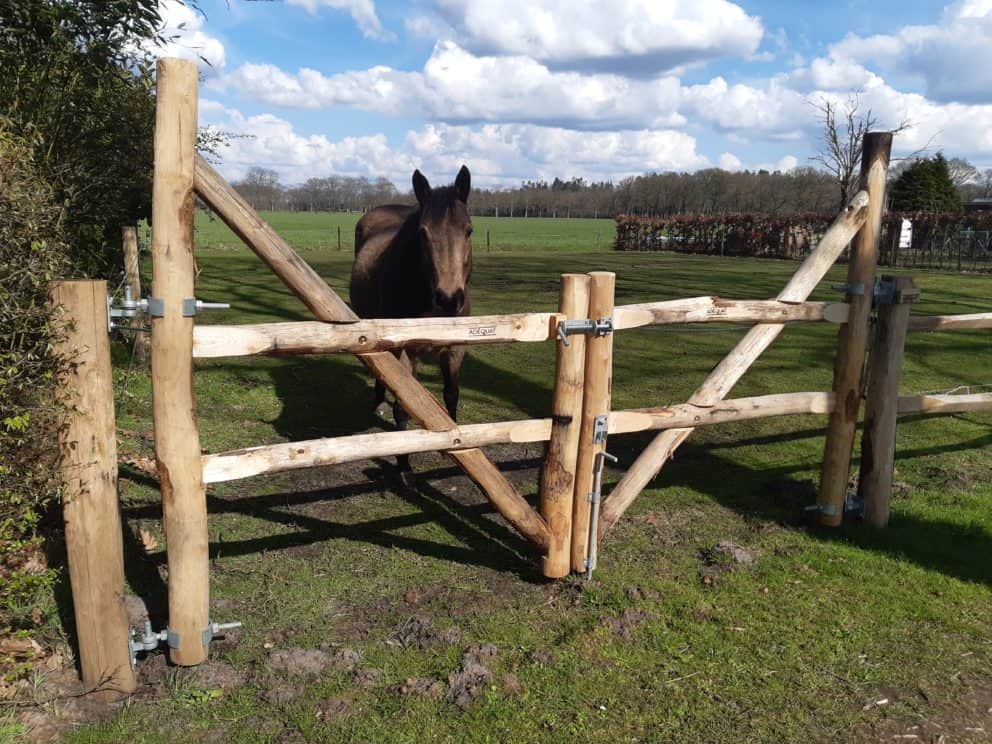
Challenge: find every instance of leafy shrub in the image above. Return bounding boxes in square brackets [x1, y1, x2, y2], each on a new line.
[0, 123, 69, 656]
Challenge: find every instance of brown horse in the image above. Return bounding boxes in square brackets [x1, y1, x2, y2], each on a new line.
[350, 166, 473, 460]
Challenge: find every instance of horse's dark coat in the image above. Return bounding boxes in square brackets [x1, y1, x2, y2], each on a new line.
[350, 167, 474, 459]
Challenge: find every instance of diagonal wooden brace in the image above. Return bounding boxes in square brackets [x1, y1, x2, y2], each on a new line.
[193, 155, 550, 551]
[598, 184, 877, 537]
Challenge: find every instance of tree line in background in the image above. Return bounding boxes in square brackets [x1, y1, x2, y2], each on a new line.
[233, 155, 992, 220]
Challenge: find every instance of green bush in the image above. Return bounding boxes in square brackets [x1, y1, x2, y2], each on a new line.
[0, 123, 69, 651]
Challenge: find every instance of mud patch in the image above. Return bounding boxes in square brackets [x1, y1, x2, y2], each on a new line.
[602, 608, 651, 640]
[191, 660, 247, 691]
[391, 615, 462, 649]
[396, 676, 445, 699]
[448, 663, 493, 710]
[266, 648, 330, 677]
[262, 685, 300, 706]
[315, 696, 351, 720]
[532, 648, 556, 666]
[353, 667, 384, 689]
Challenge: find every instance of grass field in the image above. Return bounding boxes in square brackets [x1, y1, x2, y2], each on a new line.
[194, 210, 617, 253]
[30, 235, 992, 742]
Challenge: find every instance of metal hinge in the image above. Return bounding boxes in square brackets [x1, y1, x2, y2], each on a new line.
[584, 450, 618, 580]
[831, 282, 865, 296]
[873, 278, 922, 306]
[592, 414, 609, 444]
[556, 317, 613, 346]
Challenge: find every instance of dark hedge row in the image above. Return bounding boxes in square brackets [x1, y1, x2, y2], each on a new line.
[615, 211, 992, 272]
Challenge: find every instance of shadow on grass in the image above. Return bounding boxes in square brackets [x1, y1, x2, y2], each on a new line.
[122, 457, 542, 582]
[605, 428, 992, 587]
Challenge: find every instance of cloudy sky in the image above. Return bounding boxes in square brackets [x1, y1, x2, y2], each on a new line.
[160, 0, 992, 189]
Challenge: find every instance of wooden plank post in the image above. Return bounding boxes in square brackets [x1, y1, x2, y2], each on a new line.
[54, 280, 137, 697]
[858, 276, 917, 527]
[571, 272, 616, 573]
[817, 132, 893, 525]
[151, 58, 209, 666]
[122, 225, 149, 360]
[539, 274, 590, 578]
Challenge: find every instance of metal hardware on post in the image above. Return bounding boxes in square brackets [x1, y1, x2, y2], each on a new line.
[107, 286, 151, 331]
[202, 620, 243, 648]
[592, 414, 609, 444]
[556, 317, 613, 347]
[584, 450, 618, 580]
[873, 278, 922, 306]
[148, 298, 165, 318]
[804, 502, 840, 517]
[183, 298, 231, 317]
[832, 283, 865, 296]
[128, 621, 170, 668]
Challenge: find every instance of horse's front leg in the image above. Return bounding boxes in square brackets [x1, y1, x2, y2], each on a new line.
[392, 349, 418, 473]
[440, 345, 466, 421]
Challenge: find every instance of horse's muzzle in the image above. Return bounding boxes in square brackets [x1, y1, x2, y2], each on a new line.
[433, 288, 466, 316]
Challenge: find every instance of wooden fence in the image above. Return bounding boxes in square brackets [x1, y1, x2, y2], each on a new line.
[56, 59, 992, 689]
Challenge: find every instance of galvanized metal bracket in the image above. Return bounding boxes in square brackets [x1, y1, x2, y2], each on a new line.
[804, 503, 840, 517]
[831, 283, 865, 296]
[148, 298, 165, 317]
[556, 317, 613, 346]
[873, 279, 922, 306]
[592, 414, 609, 444]
[202, 620, 243, 648]
[584, 450, 619, 579]
[128, 621, 169, 669]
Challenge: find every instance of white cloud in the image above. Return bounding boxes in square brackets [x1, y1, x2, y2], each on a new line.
[216, 42, 687, 130]
[681, 76, 808, 138]
[286, 0, 394, 41]
[199, 101, 709, 186]
[827, 1, 992, 103]
[718, 152, 743, 171]
[150, 0, 226, 71]
[428, 0, 763, 75]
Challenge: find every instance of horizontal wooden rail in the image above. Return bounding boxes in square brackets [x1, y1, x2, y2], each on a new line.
[202, 391, 835, 484]
[897, 392, 992, 415]
[613, 298, 848, 330]
[908, 313, 992, 332]
[193, 313, 562, 358]
[194, 298, 852, 360]
[201, 389, 991, 484]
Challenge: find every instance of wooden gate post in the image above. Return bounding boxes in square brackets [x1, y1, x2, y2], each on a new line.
[539, 274, 590, 578]
[858, 276, 917, 527]
[122, 225, 150, 360]
[54, 280, 137, 697]
[151, 58, 209, 666]
[571, 272, 616, 573]
[818, 132, 893, 526]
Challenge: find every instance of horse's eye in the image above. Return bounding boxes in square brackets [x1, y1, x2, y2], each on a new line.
[419, 225, 431, 243]
[466, 227, 474, 238]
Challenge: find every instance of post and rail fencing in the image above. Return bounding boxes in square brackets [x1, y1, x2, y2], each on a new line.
[54, 59, 992, 689]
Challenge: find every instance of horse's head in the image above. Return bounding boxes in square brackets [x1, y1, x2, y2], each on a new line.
[412, 166, 473, 316]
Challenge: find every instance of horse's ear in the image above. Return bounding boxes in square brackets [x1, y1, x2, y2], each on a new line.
[412, 169, 431, 205]
[455, 165, 471, 203]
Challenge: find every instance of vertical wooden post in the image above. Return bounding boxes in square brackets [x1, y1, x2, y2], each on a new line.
[122, 225, 149, 360]
[571, 272, 616, 573]
[818, 132, 892, 526]
[539, 274, 590, 578]
[151, 58, 209, 666]
[858, 276, 916, 527]
[54, 280, 137, 697]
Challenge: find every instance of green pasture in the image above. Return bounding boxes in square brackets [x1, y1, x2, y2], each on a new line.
[61, 241, 991, 743]
[194, 210, 616, 253]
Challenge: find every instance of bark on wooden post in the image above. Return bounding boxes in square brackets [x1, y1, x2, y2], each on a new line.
[858, 275, 917, 527]
[151, 58, 209, 666]
[571, 272, 616, 573]
[54, 280, 137, 698]
[539, 274, 590, 578]
[122, 225, 149, 360]
[818, 132, 893, 526]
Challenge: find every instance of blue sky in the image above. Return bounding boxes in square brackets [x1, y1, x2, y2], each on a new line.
[157, 0, 992, 188]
